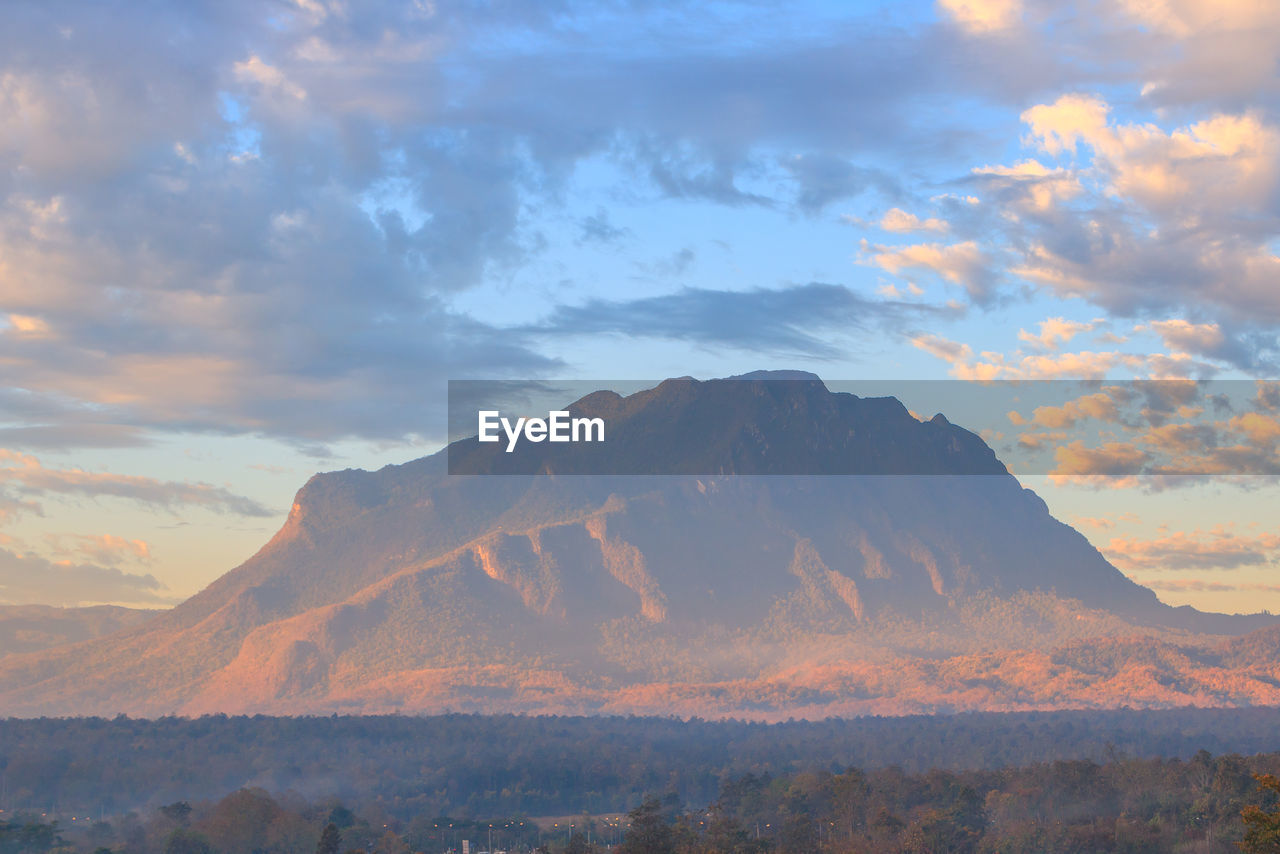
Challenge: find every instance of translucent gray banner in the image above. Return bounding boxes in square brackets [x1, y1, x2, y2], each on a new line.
[447, 375, 1280, 477]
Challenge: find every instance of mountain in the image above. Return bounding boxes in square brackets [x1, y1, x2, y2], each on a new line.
[0, 373, 1276, 718]
[0, 604, 163, 657]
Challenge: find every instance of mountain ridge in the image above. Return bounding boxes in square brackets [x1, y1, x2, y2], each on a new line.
[0, 373, 1275, 718]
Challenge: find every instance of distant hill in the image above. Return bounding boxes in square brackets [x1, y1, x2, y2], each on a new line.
[0, 373, 1274, 717]
[0, 604, 163, 657]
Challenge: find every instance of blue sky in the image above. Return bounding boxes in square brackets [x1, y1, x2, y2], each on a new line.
[2, 0, 1280, 612]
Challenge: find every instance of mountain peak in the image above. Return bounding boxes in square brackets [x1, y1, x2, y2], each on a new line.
[723, 369, 825, 384]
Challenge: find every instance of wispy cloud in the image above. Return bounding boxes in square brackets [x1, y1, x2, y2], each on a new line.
[0, 450, 273, 519]
[528, 283, 958, 359]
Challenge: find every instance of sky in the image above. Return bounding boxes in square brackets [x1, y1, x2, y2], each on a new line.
[2, 0, 1280, 614]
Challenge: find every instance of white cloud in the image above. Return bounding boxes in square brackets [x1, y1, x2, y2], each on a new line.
[937, 0, 1023, 33]
[879, 208, 949, 233]
[972, 160, 1082, 211]
[1142, 319, 1225, 357]
[909, 332, 973, 365]
[1017, 317, 1096, 350]
[870, 240, 993, 301]
[1116, 0, 1280, 38]
[234, 56, 307, 101]
[876, 282, 925, 299]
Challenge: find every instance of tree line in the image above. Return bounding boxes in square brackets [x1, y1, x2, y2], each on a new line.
[7, 749, 1280, 853]
[8, 708, 1280, 820]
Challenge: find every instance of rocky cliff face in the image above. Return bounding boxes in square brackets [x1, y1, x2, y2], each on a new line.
[0, 374, 1273, 718]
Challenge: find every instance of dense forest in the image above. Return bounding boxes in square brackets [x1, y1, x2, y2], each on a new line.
[7, 709, 1280, 819]
[7, 749, 1280, 853]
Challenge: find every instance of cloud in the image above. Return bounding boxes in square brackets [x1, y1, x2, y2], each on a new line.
[909, 333, 1225, 380]
[577, 208, 630, 245]
[637, 247, 697, 278]
[1115, 0, 1280, 41]
[909, 333, 974, 365]
[1052, 440, 1150, 475]
[1015, 430, 1068, 450]
[938, 0, 1024, 33]
[971, 160, 1082, 212]
[1027, 392, 1121, 428]
[1020, 94, 1112, 156]
[876, 282, 925, 299]
[530, 283, 956, 359]
[1140, 421, 1221, 455]
[0, 0, 1075, 450]
[1255, 382, 1280, 412]
[879, 208, 949, 234]
[0, 546, 173, 607]
[6, 314, 50, 337]
[1145, 579, 1280, 594]
[1073, 512, 1139, 530]
[641, 148, 774, 208]
[0, 423, 150, 451]
[0, 450, 273, 519]
[913, 340, 1142, 380]
[1012, 97, 1280, 331]
[784, 155, 897, 214]
[43, 533, 151, 567]
[904, 332, 1132, 381]
[2, 0, 1279, 457]
[1017, 317, 1096, 350]
[869, 240, 994, 301]
[1227, 412, 1280, 446]
[233, 56, 307, 102]
[1103, 526, 1280, 571]
[880, 89, 1280, 374]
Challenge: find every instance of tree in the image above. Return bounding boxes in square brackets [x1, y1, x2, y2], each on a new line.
[620, 798, 675, 854]
[318, 824, 342, 854]
[1241, 774, 1280, 853]
[374, 830, 409, 854]
[164, 828, 214, 854]
[565, 832, 589, 854]
[328, 807, 356, 830]
[201, 788, 281, 854]
[159, 804, 192, 827]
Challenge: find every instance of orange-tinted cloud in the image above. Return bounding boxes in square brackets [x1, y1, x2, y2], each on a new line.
[870, 241, 992, 301]
[937, 0, 1023, 33]
[43, 533, 152, 567]
[1103, 525, 1280, 570]
[1029, 392, 1120, 428]
[879, 208, 949, 234]
[1052, 440, 1149, 475]
[1016, 317, 1096, 350]
[1145, 579, 1280, 594]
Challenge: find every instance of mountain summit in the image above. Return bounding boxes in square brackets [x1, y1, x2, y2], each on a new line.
[1, 374, 1276, 718]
